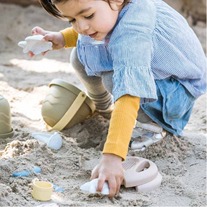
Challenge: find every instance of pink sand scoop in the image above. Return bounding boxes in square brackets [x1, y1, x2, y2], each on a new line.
[122, 156, 162, 192]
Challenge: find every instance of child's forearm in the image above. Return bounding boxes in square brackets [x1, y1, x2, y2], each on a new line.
[103, 95, 140, 160]
[60, 27, 78, 48]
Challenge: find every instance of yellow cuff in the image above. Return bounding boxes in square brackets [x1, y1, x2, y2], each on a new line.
[60, 27, 78, 48]
[103, 95, 140, 160]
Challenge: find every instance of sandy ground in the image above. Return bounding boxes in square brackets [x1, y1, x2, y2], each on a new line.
[0, 2, 206, 207]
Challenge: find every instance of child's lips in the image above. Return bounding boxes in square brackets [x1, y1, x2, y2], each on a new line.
[89, 32, 98, 39]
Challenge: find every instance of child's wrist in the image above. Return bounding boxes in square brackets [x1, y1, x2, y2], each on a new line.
[102, 153, 122, 162]
[59, 32, 66, 48]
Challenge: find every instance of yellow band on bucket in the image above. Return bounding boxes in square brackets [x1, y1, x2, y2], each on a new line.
[48, 91, 87, 131]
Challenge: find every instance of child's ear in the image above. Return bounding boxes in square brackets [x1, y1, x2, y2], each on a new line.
[109, 0, 124, 10]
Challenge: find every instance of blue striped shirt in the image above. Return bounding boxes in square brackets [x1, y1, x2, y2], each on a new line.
[77, 0, 206, 102]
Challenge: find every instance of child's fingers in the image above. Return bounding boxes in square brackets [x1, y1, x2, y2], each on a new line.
[107, 178, 117, 198]
[90, 165, 99, 180]
[31, 26, 47, 35]
[43, 35, 59, 49]
[42, 51, 48, 56]
[28, 51, 34, 57]
[96, 177, 106, 193]
[43, 34, 55, 42]
[28, 51, 47, 57]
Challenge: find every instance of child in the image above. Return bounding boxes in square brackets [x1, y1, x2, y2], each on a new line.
[31, 0, 206, 197]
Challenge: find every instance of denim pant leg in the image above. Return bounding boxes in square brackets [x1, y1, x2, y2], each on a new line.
[141, 78, 196, 136]
[70, 48, 112, 110]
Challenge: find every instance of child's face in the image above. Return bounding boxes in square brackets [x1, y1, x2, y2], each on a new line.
[55, 0, 123, 41]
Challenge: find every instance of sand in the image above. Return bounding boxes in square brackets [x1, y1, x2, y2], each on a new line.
[0, 2, 206, 207]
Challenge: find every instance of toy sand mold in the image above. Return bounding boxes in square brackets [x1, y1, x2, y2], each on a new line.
[0, 95, 13, 138]
[41, 79, 95, 131]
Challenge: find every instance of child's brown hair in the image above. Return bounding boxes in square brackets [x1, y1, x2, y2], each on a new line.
[39, 0, 130, 20]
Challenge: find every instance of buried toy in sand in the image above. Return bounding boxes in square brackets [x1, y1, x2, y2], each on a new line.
[0, 95, 13, 138]
[80, 156, 162, 195]
[31, 131, 63, 150]
[41, 79, 95, 131]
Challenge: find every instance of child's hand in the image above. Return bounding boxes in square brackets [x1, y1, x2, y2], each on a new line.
[29, 26, 65, 56]
[91, 154, 124, 198]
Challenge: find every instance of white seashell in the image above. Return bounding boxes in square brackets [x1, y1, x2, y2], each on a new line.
[80, 178, 109, 195]
[31, 131, 62, 150]
[18, 35, 53, 55]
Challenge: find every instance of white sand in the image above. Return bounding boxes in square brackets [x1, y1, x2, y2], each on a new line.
[0, 3, 206, 207]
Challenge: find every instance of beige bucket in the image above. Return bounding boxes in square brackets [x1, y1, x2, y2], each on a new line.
[0, 95, 13, 138]
[41, 79, 95, 131]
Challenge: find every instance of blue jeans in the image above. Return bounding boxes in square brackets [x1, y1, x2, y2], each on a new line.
[141, 78, 195, 136]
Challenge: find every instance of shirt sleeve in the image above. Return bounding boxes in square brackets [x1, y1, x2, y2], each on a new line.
[108, 0, 157, 102]
[60, 27, 78, 48]
[103, 94, 140, 160]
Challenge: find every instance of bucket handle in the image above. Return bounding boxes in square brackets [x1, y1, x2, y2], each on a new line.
[48, 91, 87, 131]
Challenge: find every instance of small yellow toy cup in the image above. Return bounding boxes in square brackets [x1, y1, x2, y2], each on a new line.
[41, 79, 95, 131]
[31, 180, 53, 201]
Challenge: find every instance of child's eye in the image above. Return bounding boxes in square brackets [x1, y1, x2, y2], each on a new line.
[85, 13, 94, 19]
[69, 19, 76, 24]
